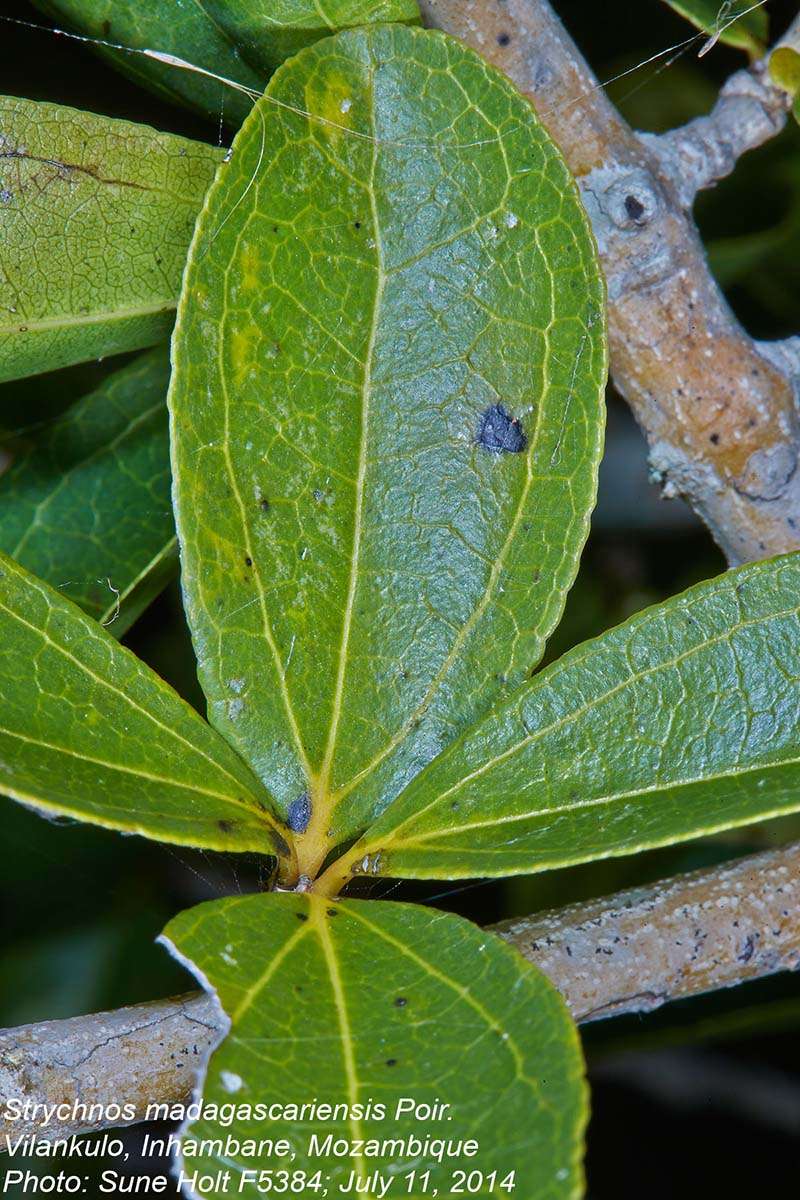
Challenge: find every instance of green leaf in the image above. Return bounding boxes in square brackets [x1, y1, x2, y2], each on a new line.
[0, 348, 175, 636]
[0, 551, 291, 859]
[33, 2, 419, 126]
[323, 555, 800, 886]
[770, 46, 800, 98]
[0, 96, 222, 384]
[163, 893, 586, 1200]
[660, 0, 768, 56]
[169, 24, 606, 868]
[32, 0, 263, 126]
[203, 1, 421, 76]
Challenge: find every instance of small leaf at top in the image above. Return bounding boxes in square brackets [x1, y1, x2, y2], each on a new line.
[769, 46, 800, 98]
[169, 24, 606, 875]
[162, 893, 586, 1200]
[0, 552, 290, 862]
[0, 348, 175, 636]
[33, 0, 264, 126]
[0, 95, 222, 383]
[660, 0, 768, 57]
[202, 1, 421, 76]
[320, 554, 800, 887]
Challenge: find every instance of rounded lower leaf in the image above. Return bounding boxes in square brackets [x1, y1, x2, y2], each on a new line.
[163, 893, 587, 1200]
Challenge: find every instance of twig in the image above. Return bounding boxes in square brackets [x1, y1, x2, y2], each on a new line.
[0, 993, 220, 1141]
[3, 841, 799, 1141]
[419, 1, 800, 564]
[496, 839, 800, 1021]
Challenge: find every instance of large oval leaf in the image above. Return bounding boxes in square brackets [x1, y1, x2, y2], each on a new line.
[0, 348, 175, 635]
[163, 893, 586, 1200]
[319, 554, 800, 886]
[0, 96, 222, 383]
[0, 552, 290, 861]
[33, 0, 263, 126]
[169, 24, 606, 876]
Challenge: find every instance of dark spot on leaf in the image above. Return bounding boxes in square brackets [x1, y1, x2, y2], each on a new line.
[386, 1058, 398, 1067]
[259, 497, 270, 512]
[217, 819, 235, 834]
[709, 433, 720, 445]
[476, 404, 527, 454]
[354, 220, 362, 229]
[394, 996, 408, 1008]
[244, 556, 253, 567]
[313, 488, 324, 502]
[497, 31, 511, 46]
[624, 194, 646, 222]
[269, 829, 292, 857]
[327, 908, 339, 917]
[287, 792, 311, 834]
[295, 911, 309, 922]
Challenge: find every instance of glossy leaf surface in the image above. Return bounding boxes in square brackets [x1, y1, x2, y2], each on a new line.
[0, 96, 222, 382]
[169, 25, 606, 859]
[0, 348, 175, 635]
[0, 552, 289, 858]
[326, 555, 800, 884]
[164, 893, 586, 1200]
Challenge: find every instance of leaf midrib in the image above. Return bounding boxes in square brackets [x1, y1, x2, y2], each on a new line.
[0, 299, 174, 338]
[0, 721, 260, 809]
[0, 585, 255, 799]
[315, 57, 384, 813]
[9, 399, 166, 563]
[370, 596, 800, 846]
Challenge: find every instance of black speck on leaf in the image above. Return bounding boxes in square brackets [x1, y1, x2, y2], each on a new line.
[497, 32, 511, 46]
[394, 996, 408, 1008]
[259, 497, 270, 512]
[269, 829, 291, 857]
[295, 911, 309, 922]
[477, 404, 527, 454]
[287, 792, 311, 834]
[217, 819, 235, 834]
[244, 555, 253, 567]
[386, 1058, 398, 1067]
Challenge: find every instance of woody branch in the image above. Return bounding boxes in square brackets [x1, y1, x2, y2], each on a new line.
[2, 839, 799, 1141]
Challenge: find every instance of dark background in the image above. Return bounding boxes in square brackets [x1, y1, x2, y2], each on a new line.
[1, 1, 799, 1196]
